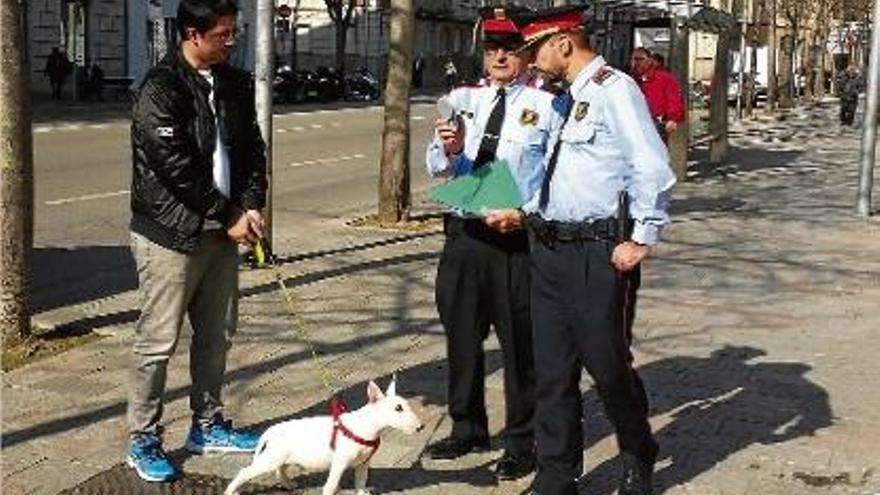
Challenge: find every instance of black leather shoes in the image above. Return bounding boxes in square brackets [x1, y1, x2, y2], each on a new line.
[619, 454, 654, 495]
[425, 436, 490, 460]
[495, 451, 536, 480]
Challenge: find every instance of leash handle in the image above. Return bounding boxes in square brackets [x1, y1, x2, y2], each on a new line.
[254, 240, 266, 265]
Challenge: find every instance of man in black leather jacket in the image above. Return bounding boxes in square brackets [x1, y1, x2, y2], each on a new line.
[125, 0, 267, 483]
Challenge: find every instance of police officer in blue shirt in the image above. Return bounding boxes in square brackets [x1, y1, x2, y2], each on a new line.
[498, 7, 676, 495]
[424, 5, 565, 480]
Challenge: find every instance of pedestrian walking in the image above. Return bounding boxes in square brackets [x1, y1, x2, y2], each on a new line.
[837, 65, 863, 126]
[87, 60, 105, 101]
[630, 47, 685, 143]
[413, 52, 425, 90]
[506, 7, 676, 495]
[126, 0, 267, 483]
[44, 47, 71, 100]
[444, 58, 459, 91]
[424, 5, 565, 481]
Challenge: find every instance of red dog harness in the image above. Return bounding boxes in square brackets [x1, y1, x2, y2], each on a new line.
[329, 398, 380, 464]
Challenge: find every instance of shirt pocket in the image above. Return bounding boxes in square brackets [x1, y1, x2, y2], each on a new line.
[504, 125, 545, 148]
[561, 120, 598, 147]
[505, 126, 546, 166]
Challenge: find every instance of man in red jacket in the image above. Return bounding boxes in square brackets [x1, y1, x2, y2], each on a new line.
[630, 47, 685, 143]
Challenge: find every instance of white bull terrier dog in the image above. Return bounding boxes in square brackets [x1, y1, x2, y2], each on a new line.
[225, 379, 424, 495]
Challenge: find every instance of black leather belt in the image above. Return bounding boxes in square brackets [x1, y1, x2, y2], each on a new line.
[526, 215, 630, 247]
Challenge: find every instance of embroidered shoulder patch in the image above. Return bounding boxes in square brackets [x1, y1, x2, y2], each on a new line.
[592, 66, 615, 85]
[574, 102, 590, 121]
[520, 109, 539, 126]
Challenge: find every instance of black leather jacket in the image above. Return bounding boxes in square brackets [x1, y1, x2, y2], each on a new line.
[130, 51, 266, 253]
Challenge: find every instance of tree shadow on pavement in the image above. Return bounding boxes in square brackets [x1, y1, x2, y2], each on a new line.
[32, 246, 137, 313]
[686, 145, 804, 182]
[576, 345, 833, 494]
[36, 233, 441, 334]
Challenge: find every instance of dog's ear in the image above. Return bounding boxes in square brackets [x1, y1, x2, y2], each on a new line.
[386, 376, 397, 397]
[367, 380, 385, 403]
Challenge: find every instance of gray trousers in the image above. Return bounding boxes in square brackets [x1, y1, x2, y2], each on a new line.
[128, 230, 239, 437]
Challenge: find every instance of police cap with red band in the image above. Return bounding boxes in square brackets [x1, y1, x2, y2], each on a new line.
[509, 6, 588, 50]
[478, 5, 526, 47]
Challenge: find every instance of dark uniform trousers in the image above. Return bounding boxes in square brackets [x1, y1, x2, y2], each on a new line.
[435, 214, 536, 455]
[529, 237, 658, 495]
[840, 97, 858, 125]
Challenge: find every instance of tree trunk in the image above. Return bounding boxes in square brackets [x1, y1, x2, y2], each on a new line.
[335, 20, 348, 72]
[815, 14, 828, 99]
[803, 37, 815, 100]
[0, 0, 34, 346]
[746, 45, 757, 116]
[767, 0, 778, 112]
[377, 0, 413, 223]
[778, 29, 794, 107]
[710, 32, 731, 163]
[667, 20, 690, 180]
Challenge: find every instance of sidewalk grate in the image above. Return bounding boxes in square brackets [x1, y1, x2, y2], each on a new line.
[57, 464, 291, 495]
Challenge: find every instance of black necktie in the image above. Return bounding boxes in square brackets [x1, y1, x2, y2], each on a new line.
[473, 88, 506, 169]
[539, 92, 574, 210]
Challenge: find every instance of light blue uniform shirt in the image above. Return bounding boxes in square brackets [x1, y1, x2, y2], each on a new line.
[522, 56, 676, 245]
[426, 77, 565, 213]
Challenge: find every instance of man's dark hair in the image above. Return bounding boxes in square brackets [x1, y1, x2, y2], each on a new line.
[177, 0, 239, 39]
[651, 52, 665, 66]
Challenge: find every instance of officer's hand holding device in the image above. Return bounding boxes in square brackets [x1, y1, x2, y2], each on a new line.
[436, 96, 465, 156]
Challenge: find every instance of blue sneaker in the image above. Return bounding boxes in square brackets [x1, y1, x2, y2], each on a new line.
[184, 417, 259, 454]
[125, 434, 180, 482]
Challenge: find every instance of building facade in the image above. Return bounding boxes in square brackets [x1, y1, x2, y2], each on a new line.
[25, 0, 550, 97]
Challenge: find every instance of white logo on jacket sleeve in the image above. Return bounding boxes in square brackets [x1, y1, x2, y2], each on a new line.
[156, 126, 174, 138]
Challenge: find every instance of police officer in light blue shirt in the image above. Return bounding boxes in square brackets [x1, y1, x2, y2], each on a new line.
[423, 5, 564, 480]
[500, 7, 676, 495]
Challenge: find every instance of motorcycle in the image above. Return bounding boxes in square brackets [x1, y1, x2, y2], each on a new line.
[344, 68, 380, 101]
[314, 66, 346, 102]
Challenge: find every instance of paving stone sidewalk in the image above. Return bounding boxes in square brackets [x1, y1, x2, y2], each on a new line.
[3, 101, 880, 495]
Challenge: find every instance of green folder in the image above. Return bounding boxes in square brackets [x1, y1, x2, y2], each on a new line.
[430, 160, 523, 215]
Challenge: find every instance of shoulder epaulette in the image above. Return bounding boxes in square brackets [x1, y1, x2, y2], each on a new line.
[592, 66, 617, 85]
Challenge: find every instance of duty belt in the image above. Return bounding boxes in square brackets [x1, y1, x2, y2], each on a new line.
[526, 215, 630, 248]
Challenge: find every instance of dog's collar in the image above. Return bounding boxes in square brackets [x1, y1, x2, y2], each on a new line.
[329, 399, 381, 459]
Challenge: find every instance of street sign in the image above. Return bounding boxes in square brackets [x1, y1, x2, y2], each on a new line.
[277, 5, 292, 18]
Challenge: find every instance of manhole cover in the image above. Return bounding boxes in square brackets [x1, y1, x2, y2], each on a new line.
[58, 464, 291, 495]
